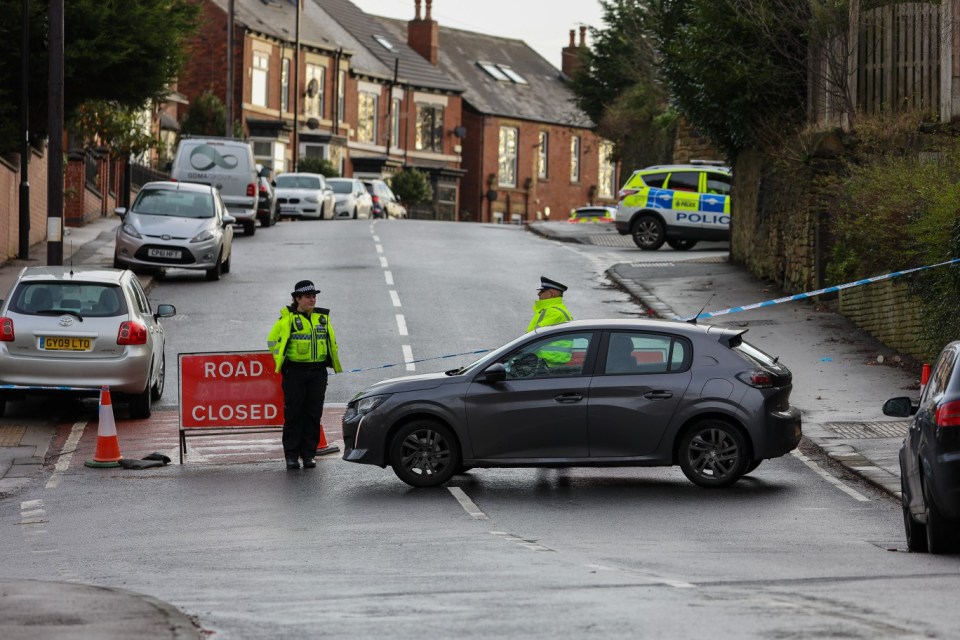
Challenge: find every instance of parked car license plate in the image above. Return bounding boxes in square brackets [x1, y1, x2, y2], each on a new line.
[147, 248, 181, 259]
[281, 206, 298, 215]
[40, 336, 92, 351]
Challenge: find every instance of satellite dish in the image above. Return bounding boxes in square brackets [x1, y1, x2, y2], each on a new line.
[305, 78, 319, 98]
[453, 126, 467, 139]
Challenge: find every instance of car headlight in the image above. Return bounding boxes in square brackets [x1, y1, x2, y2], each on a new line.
[190, 229, 215, 243]
[122, 223, 142, 239]
[305, 195, 319, 203]
[356, 394, 389, 415]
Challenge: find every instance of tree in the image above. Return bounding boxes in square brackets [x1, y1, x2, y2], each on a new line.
[568, 0, 672, 171]
[390, 168, 433, 206]
[180, 91, 228, 138]
[70, 100, 157, 158]
[297, 157, 339, 177]
[0, 0, 199, 153]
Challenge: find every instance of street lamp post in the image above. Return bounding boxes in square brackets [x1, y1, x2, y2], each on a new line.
[19, 0, 30, 259]
[47, 0, 64, 266]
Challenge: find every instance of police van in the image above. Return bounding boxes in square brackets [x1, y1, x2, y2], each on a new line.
[170, 137, 259, 236]
[614, 162, 732, 250]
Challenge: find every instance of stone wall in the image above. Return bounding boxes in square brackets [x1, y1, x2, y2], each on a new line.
[673, 118, 726, 164]
[839, 279, 928, 361]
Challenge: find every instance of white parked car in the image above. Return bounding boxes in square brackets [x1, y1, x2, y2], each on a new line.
[275, 173, 336, 220]
[0, 267, 175, 419]
[327, 178, 374, 219]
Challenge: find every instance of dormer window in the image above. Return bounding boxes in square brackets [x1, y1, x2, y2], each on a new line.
[373, 35, 395, 51]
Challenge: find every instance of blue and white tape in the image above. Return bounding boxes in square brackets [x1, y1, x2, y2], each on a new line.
[342, 348, 491, 374]
[689, 257, 960, 321]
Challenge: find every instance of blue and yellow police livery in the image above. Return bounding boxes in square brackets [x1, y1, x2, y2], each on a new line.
[613, 162, 732, 251]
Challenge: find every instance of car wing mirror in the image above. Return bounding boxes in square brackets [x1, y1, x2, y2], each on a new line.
[114, 207, 127, 218]
[222, 214, 236, 226]
[154, 303, 176, 319]
[882, 396, 917, 417]
[478, 363, 507, 383]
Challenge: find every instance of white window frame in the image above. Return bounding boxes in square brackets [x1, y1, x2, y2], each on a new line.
[252, 52, 269, 108]
[538, 131, 548, 179]
[498, 126, 518, 188]
[598, 140, 616, 198]
[570, 135, 580, 183]
[390, 97, 401, 148]
[281, 58, 290, 113]
[338, 70, 346, 123]
[305, 64, 325, 118]
[415, 103, 444, 152]
[358, 92, 378, 144]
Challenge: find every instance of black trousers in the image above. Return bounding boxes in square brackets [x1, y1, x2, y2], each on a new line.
[280, 365, 328, 459]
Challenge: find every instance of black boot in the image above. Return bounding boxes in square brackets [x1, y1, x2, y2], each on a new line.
[286, 458, 300, 470]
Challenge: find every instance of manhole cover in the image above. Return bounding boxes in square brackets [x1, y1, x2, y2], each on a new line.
[821, 421, 910, 438]
[0, 425, 26, 447]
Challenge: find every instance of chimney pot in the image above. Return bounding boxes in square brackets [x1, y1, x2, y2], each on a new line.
[579, 25, 587, 47]
[568, 29, 576, 47]
[415, 0, 421, 20]
[426, 0, 432, 20]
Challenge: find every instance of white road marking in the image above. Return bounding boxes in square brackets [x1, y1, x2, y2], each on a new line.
[46, 421, 87, 489]
[402, 345, 415, 371]
[389, 290, 401, 307]
[490, 531, 553, 552]
[396, 314, 408, 336]
[584, 563, 696, 588]
[379, 256, 389, 268]
[384, 270, 394, 285]
[792, 449, 870, 502]
[372, 235, 380, 242]
[449, 487, 489, 519]
[376, 244, 384, 254]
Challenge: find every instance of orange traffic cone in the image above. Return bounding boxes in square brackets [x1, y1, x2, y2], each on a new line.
[920, 363, 931, 397]
[85, 386, 122, 468]
[317, 423, 340, 456]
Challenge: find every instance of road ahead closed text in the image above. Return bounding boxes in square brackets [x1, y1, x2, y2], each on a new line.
[179, 352, 283, 428]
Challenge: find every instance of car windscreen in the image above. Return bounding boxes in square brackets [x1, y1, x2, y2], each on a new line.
[8, 282, 127, 318]
[133, 189, 214, 218]
[276, 175, 321, 189]
[328, 181, 353, 194]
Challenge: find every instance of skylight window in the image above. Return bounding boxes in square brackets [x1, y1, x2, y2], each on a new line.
[497, 65, 527, 84]
[373, 35, 395, 51]
[478, 62, 510, 82]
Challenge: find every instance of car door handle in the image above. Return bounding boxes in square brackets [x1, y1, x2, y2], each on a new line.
[643, 391, 673, 400]
[554, 393, 583, 403]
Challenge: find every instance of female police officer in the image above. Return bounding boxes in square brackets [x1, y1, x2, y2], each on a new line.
[267, 280, 342, 469]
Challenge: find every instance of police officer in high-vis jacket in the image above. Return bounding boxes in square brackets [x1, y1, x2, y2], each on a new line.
[267, 280, 342, 470]
[527, 276, 574, 367]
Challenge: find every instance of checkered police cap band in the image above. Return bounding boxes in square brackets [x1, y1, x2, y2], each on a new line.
[292, 280, 320, 296]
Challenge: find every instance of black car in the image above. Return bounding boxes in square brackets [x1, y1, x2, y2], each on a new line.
[256, 165, 278, 227]
[342, 319, 801, 489]
[885, 341, 960, 553]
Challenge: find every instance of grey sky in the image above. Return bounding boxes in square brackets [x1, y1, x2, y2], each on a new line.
[350, 0, 606, 69]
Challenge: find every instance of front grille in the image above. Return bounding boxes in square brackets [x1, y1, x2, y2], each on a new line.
[277, 197, 301, 204]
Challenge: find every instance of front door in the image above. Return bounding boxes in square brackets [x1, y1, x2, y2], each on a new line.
[465, 331, 596, 459]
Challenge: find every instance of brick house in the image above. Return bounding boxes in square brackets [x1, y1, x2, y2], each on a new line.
[378, 11, 618, 223]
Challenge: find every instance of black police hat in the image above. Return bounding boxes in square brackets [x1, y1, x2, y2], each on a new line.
[292, 280, 320, 296]
[538, 276, 568, 293]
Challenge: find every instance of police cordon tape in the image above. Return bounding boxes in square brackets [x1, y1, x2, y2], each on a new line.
[687, 257, 960, 321]
[342, 348, 492, 374]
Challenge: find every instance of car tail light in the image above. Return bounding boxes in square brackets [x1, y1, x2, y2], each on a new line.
[935, 400, 960, 428]
[259, 184, 269, 194]
[0, 317, 13, 341]
[618, 188, 639, 201]
[117, 321, 147, 345]
[246, 183, 256, 197]
[737, 370, 773, 388]
[371, 195, 380, 203]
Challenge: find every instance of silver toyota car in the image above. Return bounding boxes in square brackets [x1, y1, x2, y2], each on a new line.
[342, 319, 801, 488]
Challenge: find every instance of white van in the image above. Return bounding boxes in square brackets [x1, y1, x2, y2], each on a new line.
[170, 137, 259, 236]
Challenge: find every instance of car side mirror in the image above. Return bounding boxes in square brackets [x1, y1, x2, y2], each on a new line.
[478, 363, 507, 383]
[114, 207, 127, 218]
[882, 396, 917, 417]
[155, 304, 176, 319]
[222, 214, 236, 226]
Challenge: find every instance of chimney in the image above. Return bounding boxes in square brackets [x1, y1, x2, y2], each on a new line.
[561, 29, 580, 78]
[408, 0, 439, 66]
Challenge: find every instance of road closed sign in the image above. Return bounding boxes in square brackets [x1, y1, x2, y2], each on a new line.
[179, 351, 283, 429]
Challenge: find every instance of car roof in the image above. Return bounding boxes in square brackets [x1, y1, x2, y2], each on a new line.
[280, 173, 324, 178]
[14, 266, 128, 285]
[534, 318, 746, 341]
[326, 177, 355, 183]
[637, 164, 732, 174]
[140, 181, 214, 194]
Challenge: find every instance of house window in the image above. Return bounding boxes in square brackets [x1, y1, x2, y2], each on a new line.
[598, 140, 616, 198]
[390, 97, 401, 147]
[281, 58, 290, 113]
[305, 64, 325, 118]
[537, 131, 548, 179]
[415, 104, 444, 152]
[252, 52, 269, 108]
[358, 92, 378, 144]
[498, 126, 518, 188]
[338, 70, 346, 123]
[570, 135, 580, 183]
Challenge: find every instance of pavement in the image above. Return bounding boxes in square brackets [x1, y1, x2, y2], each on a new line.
[0, 216, 917, 638]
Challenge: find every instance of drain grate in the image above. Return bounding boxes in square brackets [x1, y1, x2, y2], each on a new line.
[821, 421, 910, 438]
[0, 425, 26, 447]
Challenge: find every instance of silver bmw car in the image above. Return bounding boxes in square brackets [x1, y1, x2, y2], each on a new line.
[342, 319, 801, 488]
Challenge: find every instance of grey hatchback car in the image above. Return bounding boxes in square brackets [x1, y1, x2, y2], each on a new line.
[342, 319, 801, 488]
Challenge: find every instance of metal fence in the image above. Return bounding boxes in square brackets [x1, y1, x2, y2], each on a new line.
[129, 162, 169, 189]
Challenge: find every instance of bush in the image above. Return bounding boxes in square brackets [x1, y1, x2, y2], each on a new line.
[179, 91, 226, 138]
[390, 168, 433, 205]
[297, 157, 339, 177]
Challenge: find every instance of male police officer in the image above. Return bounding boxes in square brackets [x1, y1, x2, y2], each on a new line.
[267, 280, 342, 470]
[527, 276, 573, 332]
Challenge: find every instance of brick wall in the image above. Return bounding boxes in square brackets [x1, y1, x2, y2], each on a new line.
[0, 148, 50, 262]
